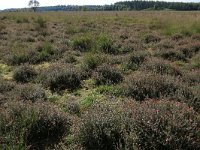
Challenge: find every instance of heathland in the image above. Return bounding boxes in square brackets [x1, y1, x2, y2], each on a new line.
[0, 11, 200, 149]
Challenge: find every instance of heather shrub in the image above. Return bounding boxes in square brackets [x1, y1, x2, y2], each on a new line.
[171, 33, 184, 41]
[64, 54, 77, 63]
[6, 46, 56, 65]
[128, 100, 200, 150]
[180, 42, 200, 58]
[35, 16, 47, 28]
[0, 101, 71, 149]
[37, 42, 54, 61]
[156, 39, 175, 49]
[65, 101, 80, 115]
[23, 42, 56, 64]
[77, 100, 200, 150]
[16, 17, 29, 24]
[25, 103, 71, 149]
[13, 84, 46, 102]
[93, 64, 123, 85]
[13, 65, 37, 83]
[155, 49, 186, 61]
[0, 23, 6, 32]
[77, 104, 131, 150]
[0, 78, 15, 94]
[96, 34, 118, 54]
[141, 58, 182, 76]
[124, 73, 194, 102]
[82, 53, 105, 70]
[183, 70, 200, 86]
[190, 52, 200, 69]
[72, 36, 92, 52]
[144, 34, 161, 43]
[40, 65, 81, 92]
[0, 94, 7, 105]
[8, 54, 29, 65]
[126, 51, 149, 70]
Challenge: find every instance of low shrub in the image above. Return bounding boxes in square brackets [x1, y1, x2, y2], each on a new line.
[0, 101, 71, 149]
[82, 53, 105, 70]
[144, 34, 161, 43]
[37, 42, 54, 60]
[128, 100, 200, 150]
[13, 84, 46, 102]
[124, 73, 194, 102]
[126, 51, 149, 70]
[0, 23, 6, 32]
[183, 70, 200, 86]
[16, 17, 29, 24]
[8, 54, 29, 65]
[7, 43, 60, 65]
[40, 65, 81, 92]
[93, 64, 123, 85]
[35, 17, 47, 28]
[13, 65, 37, 83]
[77, 104, 130, 150]
[180, 42, 200, 58]
[190, 52, 200, 69]
[171, 33, 184, 41]
[72, 36, 92, 52]
[65, 101, 80, 115]
[155, 49, 186, 61]
[77, 100, 200, 150]
[25, 103, 71, 149]
[64, 54, 77, 63]
[156, 39, 175, 49]
[0, 78, 15, 94]
[96, 34, 118, 54]
[141, 58, 182, 76]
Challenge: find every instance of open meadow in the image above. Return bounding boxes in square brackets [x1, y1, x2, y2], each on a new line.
[0, 11, 200, 149]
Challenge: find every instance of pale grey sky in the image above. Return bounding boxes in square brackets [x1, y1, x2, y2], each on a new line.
[0, 0, 199, 10]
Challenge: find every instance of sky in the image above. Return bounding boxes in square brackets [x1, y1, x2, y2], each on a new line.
[0, 0, 199, 10]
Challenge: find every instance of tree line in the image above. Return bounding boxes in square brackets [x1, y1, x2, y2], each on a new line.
[2, 0, 200, 12]
[114, 0, 200, 11]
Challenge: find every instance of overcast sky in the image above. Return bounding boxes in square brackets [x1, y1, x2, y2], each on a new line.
[0, 0, 199, 10]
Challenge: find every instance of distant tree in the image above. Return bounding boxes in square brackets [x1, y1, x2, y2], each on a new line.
[29, 0, 40, 12]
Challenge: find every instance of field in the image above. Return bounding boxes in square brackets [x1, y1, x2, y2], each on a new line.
[0, 11, 200, 149]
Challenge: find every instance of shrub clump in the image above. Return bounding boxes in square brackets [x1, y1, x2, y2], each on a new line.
[25, 103, 71, 149]
[155, 49, 186, 61]
[183, 70, 200, 86]
[126, 51, 149, 70]
[14, 84, 46, 102]
[0, 101, 71, 149]
[96, 34, 118, 54]
[129, 100, 200, 150]
[93, 64, 123, 85]
[8, 54, 29, 65]
[124, 73, 194, 102]
[141, 58, 182, 76]
[0, 78, 15, 94]
[144, 34, 161, 43]
[77, 104, 130, 150]
[72, 36, 92, 52]
[82, 53, 105, 70]
[40, 65, 81, 92]
[180, 42, 200, 59]
[77, 100, 200, 150]
[13, 65, 37, 83]
[35, 17, 47, 29]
